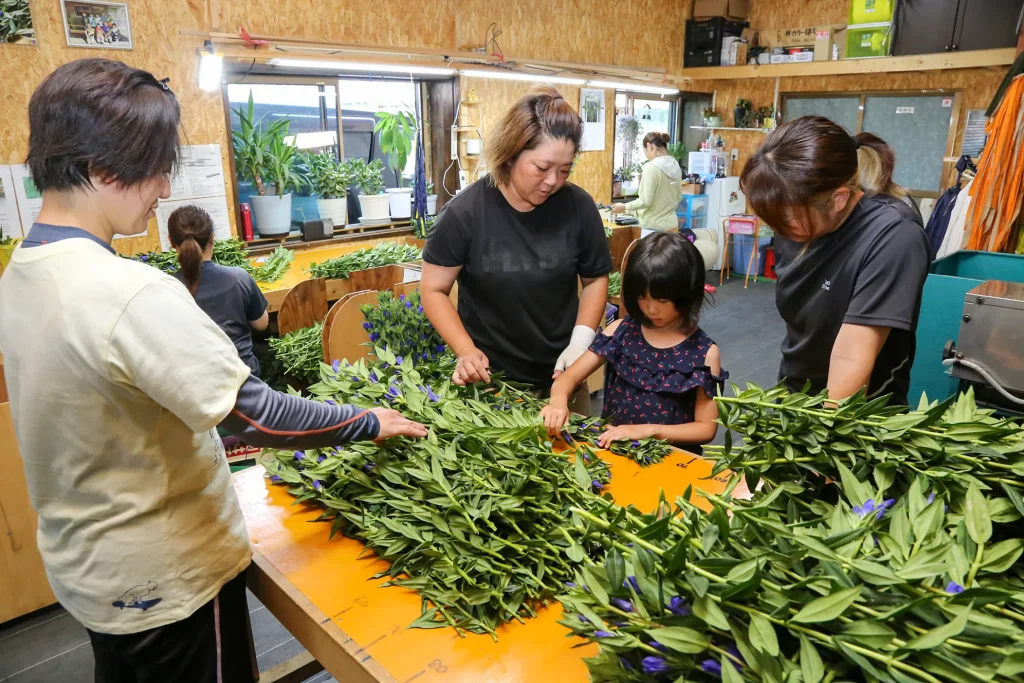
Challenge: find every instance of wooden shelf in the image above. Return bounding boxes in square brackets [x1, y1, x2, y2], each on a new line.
[677, 48, 1016, 80]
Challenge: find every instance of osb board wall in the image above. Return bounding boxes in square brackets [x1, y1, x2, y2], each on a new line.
[1, 0, 688, 256]
[458, 78, 617, 204]
[0, 0, 223, 255]
[708, 68, 1002, 179]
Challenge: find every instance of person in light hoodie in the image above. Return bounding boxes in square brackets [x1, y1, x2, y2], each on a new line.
[611, 132, 682, 234]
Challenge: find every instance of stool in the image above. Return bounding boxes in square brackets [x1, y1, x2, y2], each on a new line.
[720, 216, 772, 289]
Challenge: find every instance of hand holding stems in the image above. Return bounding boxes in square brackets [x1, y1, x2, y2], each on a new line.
[453, 345, 490, 386]
[610, 203, 627, 215]
[370, 407, 429, 442]
[597, 423, 659, 448]
[540, 399, 570, 437]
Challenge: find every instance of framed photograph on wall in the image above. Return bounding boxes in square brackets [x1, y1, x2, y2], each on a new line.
[61, 1, 132, 50]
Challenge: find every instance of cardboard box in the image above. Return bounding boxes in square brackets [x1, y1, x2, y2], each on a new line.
[759, 25, 843, 61]
[682, 184, 702, 196]
[832, 28, 847, 59]
[721, 36, 749, 66]
[692, 0, 748, 21]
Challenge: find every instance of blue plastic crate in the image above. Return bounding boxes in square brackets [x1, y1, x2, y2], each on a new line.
[676, 194, 709, 219]
[729, 234, 771, 275]
[677, 214, 707, 231]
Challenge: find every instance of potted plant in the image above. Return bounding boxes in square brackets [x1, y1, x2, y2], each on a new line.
[702, 107, 721, 128]
[306, 150, 352, 228]
[612, 167, 626, 197]
[758, 105, 776, 129]
[734, 98, 752, 127]
[347, 158, 389, 222]
[374, 110, 416, 219]
[667, 141, 688, 172]
[232, 93, 302, 237]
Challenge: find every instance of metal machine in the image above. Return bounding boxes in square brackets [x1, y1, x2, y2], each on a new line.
[943, 280, 1024, 413]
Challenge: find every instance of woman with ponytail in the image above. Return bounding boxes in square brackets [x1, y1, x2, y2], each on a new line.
[855, 132, 923, 225]
[168, 204, 269, 376]
[740, 115, 929, 405]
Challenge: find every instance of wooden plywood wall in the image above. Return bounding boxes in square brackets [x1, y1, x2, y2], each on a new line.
[457, 78, 617, 204]
[0, 0, 687, 254]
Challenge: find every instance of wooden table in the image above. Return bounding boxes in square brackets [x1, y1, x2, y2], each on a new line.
[233, 449, 733, 683]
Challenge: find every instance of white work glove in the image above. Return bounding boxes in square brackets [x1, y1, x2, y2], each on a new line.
[553, 325, 597, 377]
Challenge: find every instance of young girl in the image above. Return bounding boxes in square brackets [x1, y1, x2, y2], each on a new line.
[168, 204, 269, 377]
[541, 232, 725, 452]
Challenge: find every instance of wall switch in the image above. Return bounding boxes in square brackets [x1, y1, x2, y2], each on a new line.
[731, 148, 738, 160]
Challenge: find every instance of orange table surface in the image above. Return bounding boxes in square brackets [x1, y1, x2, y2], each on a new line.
[234, 449, 733, 683]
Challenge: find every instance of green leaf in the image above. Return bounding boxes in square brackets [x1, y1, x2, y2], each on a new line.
[565, 543, 585, 563]
[702, 523, 720, 553]
[912, 500, 942, 543]
[980, 538, 1024, 573]
[581, 566, 608, 606]
[721, 656, 744, 683]
[837, 461, 870, 506]
[726, 558, 759, 583]
[606, 548, 626, 589]
[1001, 482, 1024, 517]
[693, 595, 730, 630]
[574, 453, 591, 490]
[902, 605, 971, 650]
[748, 612, 779, 656]
[791, 586, 862, 623]
[799, 634, 824, 683]
[997, 653, 1024, 677]
[430, 453, 449, 491]
[965, 484, 992, 545]
[645, 626, 709, 654]
[852, 559, 904, 586]
[840, 620, 897, 648]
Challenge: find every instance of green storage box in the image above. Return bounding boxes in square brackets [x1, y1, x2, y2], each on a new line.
[849, 0, 894, 25]
[845, 23, 892, 59]
[909, 251, 1024, 405]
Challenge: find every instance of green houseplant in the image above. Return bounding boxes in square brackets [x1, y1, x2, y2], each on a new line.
[667, 141, 688, 172]
[306, 150, 353, 228]
[345, 158, 389, 223]
[232, 92, 301, 236]
[375, 110, 416, 219]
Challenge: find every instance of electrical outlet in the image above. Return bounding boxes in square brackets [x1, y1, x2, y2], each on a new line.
[458, 170, 469, 190]
[731, 148, 738, 160]
[450, 127, 458, 159]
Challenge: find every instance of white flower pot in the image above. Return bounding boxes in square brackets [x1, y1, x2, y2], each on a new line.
[316, 197, 348, 229]
[358, 194, 391, 221]
[387, 188, 413, 219]
[427, 195, 437, 215]
[249, 194, 293, 237]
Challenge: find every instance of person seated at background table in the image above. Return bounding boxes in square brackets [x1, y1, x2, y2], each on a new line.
[0, 57, 427, 683]
[541, 232, 725, 454]
[168, 204, 268, 378]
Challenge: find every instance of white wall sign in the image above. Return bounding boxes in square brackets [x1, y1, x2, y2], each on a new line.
[155, 144, 232, 249]
[10, 165, 42, 236]
[896, 106, 915, 114]
[579, 88, 607, 152]
[155, 196, 232, 251]
[0, 166, 21, 239]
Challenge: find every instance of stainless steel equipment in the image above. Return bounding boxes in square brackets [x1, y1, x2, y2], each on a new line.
[943, 280, 1024, 412]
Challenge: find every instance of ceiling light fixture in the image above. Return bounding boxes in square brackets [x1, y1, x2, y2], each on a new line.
[587, 80, 679, 96]
[460, 69, 586, 86]
[266, 58, 454, 76]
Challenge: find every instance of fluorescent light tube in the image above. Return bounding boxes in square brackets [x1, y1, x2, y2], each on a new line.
[461, 69, 586, 86]
[267, 58, 453, 76]
[587, 80, 679, 96]
[198, 53, 223, 91]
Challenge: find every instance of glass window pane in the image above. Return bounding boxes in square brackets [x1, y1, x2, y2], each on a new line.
[862, 95, 953, 193]
[783, 96, 860, 134]
[635, 99, 673, 143]
[339, 80, 418, 188]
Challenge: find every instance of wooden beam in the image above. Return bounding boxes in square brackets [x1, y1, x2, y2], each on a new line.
[674, 48, 1017, 81]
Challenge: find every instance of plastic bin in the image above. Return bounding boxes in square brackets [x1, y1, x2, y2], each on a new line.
[845, 23, 892, 59]
[849, 0, 894, 25]
[729, 234, 772, 276]
[677, 194, 710, 216]
[678, 214, 707, 231]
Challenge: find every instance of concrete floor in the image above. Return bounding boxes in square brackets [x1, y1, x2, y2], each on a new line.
[0, 274, 783, 683]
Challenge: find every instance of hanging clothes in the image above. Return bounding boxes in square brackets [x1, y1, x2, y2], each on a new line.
[937, 177, 975, 259]
[924, 156, 975, 259]
[965, 74, 1024, 253]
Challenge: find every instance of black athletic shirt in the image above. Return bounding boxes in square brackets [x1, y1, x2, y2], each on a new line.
[423, 178, 613, 388]
[175, 261, 268, 377]
[774, 194, 930, 405]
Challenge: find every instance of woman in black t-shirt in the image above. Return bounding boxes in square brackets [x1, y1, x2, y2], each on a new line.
[740, 116, 929, 404]
[421, 87, 613, 403]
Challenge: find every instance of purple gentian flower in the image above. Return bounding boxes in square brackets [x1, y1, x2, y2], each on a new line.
[294, 451, 305, 461]
[318, 454, 327, 463]
[946, 581, 965, 595]
[928, 492, 936, 504]
[875, 498, 896, 520]
[853, 499, 876, 518]
[631, 440, 641, 447]
[362, 322, 373, 331]
[332, 359, 341, 373]
[594, 630, 616, 638]
[564, 582, 577, 589]
[140, 254, 149, 262]
[578, 615, 590, 623]
[700, 659, 722, 677]
[386, 384, 401, 399]
[649, 641, 668, 653]
[363, 462, 376, 472]
[270, 475, 282, 483]
[435, 344, 446, 353]
[405, 301, 413, 309]
[399, 294, 406, 301]
[369, 332, 380, 342]
[610, 598, 634, 612]
[427, 387, 440, 402]
[642, 656, 671, 676]
[591, 480, 604, 492]
[396, 356, 404, 365]
[619, 657, 635, 673]
[418, 305, 424, 313]
[727, 645, 745, 669]
[667, 596, 689, 616]
[625, 576, 643, 595]
[368, 371, 379, 383]
[422, 352, 429, 361]
[313, 480, 322, 491]
[562, 432, 574, 444]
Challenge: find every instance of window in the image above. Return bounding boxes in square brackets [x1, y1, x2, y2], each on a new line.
[782, 91, 961, 195]
[338, 79, 419, 187]
[612, 93, 679, 197]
